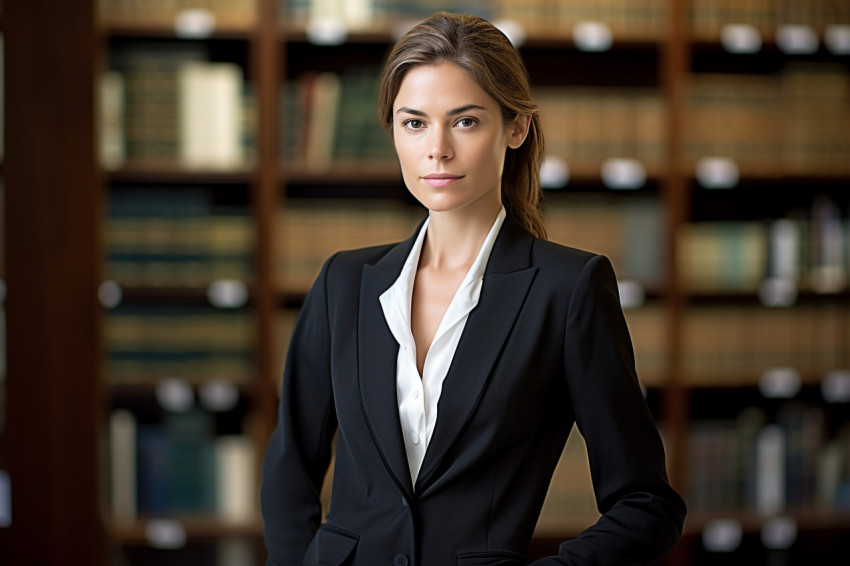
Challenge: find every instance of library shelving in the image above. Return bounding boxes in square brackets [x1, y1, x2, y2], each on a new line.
[2, 1, 849, 565]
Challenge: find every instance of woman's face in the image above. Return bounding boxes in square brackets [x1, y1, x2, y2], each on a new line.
[392, 62, 528, 216]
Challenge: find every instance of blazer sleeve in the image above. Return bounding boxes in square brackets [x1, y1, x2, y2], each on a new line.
[260, 254, 339, 566]
[532, 254, 686, 566]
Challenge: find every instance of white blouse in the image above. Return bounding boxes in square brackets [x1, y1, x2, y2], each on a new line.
[378, 208, 506, 486]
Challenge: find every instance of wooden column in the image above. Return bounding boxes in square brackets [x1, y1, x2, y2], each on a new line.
[1, 1, 105, 565]
[252, 0, 281, 445]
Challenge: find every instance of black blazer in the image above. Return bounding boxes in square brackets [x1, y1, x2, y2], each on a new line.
[261, 216, 686, 566]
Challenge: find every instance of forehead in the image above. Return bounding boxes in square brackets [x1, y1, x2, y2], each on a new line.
[394, 62, 496, 111]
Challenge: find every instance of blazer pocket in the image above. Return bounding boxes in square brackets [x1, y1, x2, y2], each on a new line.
[456, 550, 525, 566]
[303, 524, 360, 566]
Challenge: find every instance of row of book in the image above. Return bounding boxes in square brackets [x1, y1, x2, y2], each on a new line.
[106, 188, 254, 288]
[101, 55, 848, 179]
[691, 0, 850, 39]
[679, 206, 849, 297]
[545, 196, 665, 288]
[283, 0, 496, 31]
[495, 0, 667, 40]
[280, 72, 669, 179]
[280, 64, 849, 181]
[683, 65, 850, 177]
[280, 0, 666, 39]
[681, 304, 847, 386]
[276, 199, 424, 292]
[102, 44, 256, 170]
[535, 88, 667, 180]
[100, 0, 256, 30]
[109, 408, 257, 521]
[688, 402, 850, 513]
[105, 306, 254, 383]
[280, 67, 397, 171]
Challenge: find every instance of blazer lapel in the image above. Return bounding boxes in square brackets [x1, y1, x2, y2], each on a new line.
[416, 219, 538, 493]
[357, 226, 421, 498]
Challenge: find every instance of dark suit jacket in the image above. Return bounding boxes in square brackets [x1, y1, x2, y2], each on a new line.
[261, 216, 686, 566]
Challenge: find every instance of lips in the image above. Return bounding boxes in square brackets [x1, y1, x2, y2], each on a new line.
[422, 173, 463, 187]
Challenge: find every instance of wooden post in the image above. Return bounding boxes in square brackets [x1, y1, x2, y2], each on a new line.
[1, 1, 105, 565]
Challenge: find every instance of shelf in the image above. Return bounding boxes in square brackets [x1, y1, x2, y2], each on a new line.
[109, 516, 264, 545]
[108, 379, 256, 395]
[282, 25, 666, 50]
[107, 162, 256, 185]
[282, 161, 402, 185]
[111, 285, 255, 305]
[102, 23, 254, 41]
[683, 289, 850, 305]
[683, 507, 850, 537]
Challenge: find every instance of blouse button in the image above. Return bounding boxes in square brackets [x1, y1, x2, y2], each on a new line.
[410, 433, 420, 445]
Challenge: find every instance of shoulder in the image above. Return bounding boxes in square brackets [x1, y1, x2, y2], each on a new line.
[530, 237, 605, 274]
[324, 243, 399, 277]
[526, 237, 621, 305]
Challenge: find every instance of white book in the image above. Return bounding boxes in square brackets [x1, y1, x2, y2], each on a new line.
[178, 61, 244, 168]
[755, 424, 786, 515]
[215, 435, 256, 523]
[100, 71, 126, 170]
[109, 409, 137, 521]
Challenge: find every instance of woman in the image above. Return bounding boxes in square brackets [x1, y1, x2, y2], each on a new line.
[261, 11, 686, 566]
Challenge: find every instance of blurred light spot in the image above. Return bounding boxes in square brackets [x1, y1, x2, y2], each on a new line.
[759, 367, 802, 399]
[156, 378, 195, 412]
[703, 519, 742, 552]
[573, 22, 613, 52]
[98, 280, 123, 309]
[174, 9, 215, 38]
[540, 156, 570, 189]
[720, 24, 761, 53]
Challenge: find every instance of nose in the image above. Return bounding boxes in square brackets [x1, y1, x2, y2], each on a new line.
[427, 128, 453, 160]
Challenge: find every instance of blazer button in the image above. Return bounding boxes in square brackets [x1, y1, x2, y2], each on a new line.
[394, 553, 409, 566]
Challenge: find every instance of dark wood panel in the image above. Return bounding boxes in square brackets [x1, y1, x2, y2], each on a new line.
[1, 1, 105, 565]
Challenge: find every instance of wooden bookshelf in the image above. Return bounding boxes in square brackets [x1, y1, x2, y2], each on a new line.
[3, 1, 849, 565]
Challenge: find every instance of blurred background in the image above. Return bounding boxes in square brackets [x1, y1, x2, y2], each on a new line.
[1, 0, 849, 565]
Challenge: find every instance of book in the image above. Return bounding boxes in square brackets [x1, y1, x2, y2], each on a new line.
[215, 435, 257, 523]
[178, 61, 245, 169]
[105, 305, 254, 384]
[110, 409, 138, 521]
[755, 424, 786, 515]
[304, 72, 342, 171]
[106, 187, 253, 288]
[100, 71, 126, 170]
[276, 200, 423, 293]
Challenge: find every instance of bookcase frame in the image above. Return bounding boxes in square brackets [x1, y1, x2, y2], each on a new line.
[2, 1, 849, 565]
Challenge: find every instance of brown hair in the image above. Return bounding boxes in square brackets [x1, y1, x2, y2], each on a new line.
[377, 11, 547, 240]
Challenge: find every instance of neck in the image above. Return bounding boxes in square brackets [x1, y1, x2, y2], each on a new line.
[421, 202, 501, 270]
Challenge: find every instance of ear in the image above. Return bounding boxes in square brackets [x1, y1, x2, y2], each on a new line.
[507, 114, 531, 149]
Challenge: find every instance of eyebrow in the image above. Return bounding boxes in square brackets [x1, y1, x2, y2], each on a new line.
[395, 104, 486, 117]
